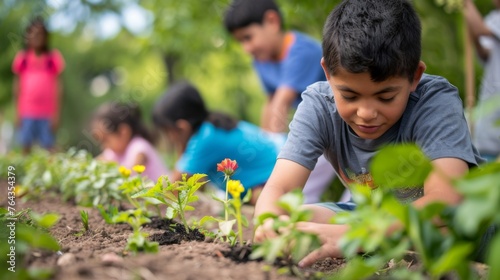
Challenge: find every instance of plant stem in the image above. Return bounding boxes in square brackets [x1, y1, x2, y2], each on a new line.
[224, 176, 229, 221]
[236, 199, 244, 246]
[177, 191, 189, 233]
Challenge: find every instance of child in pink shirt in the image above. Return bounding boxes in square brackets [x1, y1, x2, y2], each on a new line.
[12, 17, 65, 154]
[91, 102, 171, 182]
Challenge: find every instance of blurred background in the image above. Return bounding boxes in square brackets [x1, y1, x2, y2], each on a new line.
[0, 0, 495, 159]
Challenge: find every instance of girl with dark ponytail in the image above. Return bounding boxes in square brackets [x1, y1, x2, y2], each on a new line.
[92, 102, 171, 182]
[153, 81, 282, 205]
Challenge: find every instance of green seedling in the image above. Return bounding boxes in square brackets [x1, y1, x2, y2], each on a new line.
[332, 144, 500, 279]
[80, 210, 89, 231]
[200, 180, 252, 246]
[133, 173, 208, 233]
[112, 208, 158, 254]
[251, 190, 321, 277]
[0, 208, 60, 280]
[97, 204, 119, 224]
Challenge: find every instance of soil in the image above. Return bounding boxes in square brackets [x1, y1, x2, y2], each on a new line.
[0, 181, 345, 280]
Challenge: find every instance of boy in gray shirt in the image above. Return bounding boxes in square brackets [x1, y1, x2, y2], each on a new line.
[253, 0, 484, 267]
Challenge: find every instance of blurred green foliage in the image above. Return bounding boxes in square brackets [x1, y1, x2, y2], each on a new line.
[0, 0, 496, 152]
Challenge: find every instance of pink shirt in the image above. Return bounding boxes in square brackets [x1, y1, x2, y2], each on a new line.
[101, 136, 171, 182]
[12, 49, 65, 118]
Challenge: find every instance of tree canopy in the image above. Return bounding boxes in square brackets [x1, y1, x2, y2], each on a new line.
[0, 0, 495, 150]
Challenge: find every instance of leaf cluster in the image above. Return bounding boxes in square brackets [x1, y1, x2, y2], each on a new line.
[251, 190, 321, 273]
[0, 208, 60, 280]
[133, 173, 208, 233]
[335, 144, 500, 279]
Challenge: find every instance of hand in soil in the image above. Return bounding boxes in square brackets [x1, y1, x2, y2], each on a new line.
[254, 215, 290, 242]
[295, 222, 348, 267]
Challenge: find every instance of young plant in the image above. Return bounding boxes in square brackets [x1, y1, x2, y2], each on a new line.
[217, 158, 238, 221]
[112, 208, 158, 254]
[334, 144, 498, 279]
[199, 159, 252, 246]
[251, 190, 321, 276]
[227, 180, 247, 246]
[133, 173, 208, 233]
[0, 208, 60, 280]
[80, 210, 90, 232]
[118, 166, 142, 209]
[97, 204, 119, 224]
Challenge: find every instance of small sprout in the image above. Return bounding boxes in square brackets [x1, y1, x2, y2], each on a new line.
[80, 210, 89, 231]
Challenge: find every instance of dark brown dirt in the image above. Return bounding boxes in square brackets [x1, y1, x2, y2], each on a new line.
[0, 181, 345, 279]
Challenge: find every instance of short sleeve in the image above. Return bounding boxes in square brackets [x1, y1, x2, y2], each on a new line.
[12, 51, 26, 74]
[278, 85, 330, 170]
[485, 11, 500, 40]
[280, 36, 324, 94]
[49, 49, 65, 75]
[410, 78, 479, 166]
[176, 131, 218, 175]
[100, 148, 119, 162]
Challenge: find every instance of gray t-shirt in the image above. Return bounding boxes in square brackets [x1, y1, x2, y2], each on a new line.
[279, 74, 483, 203]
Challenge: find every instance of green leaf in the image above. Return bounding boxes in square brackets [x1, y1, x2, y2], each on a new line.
[277, 190, 303, 213]
[199, 215, 220, 226]
[265, 236, 287, 263]
[487, 233, 500, 280]
[291, 234, 320, 262]
[165, 207, 176, 219]
[336, 257, 383, 280]
[430, 243, 474, 276]
[94, 178, 106, 189]
[17, 225, 60, 251]
[242, 189, 252, 204]
[219, 220, 236, 236]
[371, 144, 432, 189]
[33, 213, 60, 229]
[255, 212, 278, 226]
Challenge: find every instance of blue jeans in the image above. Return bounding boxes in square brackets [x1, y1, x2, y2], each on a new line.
[314, 200, 357, 213]
[19, 118, 54, 148]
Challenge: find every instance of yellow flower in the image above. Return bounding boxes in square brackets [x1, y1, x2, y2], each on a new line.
[132, 165, 146, 174]
[15, 185, 28, 198]
[227, 180, 245, 198]
[119, 166, 131, 178]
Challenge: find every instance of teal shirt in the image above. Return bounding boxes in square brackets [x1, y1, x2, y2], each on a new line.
[176, 121, 280, 193]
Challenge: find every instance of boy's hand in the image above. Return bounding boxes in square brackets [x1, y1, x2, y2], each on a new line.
[295, 222, 349, 267]
[253, 215, 290, 242]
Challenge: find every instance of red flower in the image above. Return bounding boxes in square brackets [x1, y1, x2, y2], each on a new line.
[217, 158, 238, 177]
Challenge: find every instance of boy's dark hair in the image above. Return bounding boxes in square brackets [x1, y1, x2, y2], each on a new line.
[223, 0, 283, 33]
[322, 0, 421, 82]
[153, 81, 237, 132]
[93, 102, 154, 143]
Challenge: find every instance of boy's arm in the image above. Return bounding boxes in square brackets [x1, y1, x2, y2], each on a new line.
[261, 87, 297, 133]
[464, 0, 494, 61]
[412, 157, 467, 209]
[253, 158, 311, 239]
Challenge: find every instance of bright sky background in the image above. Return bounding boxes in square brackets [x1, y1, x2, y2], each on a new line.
[46, 0, 152, 39]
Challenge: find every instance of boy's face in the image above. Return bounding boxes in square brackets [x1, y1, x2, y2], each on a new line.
[321, 59, 425, 140]
[230, 11, 282, 61]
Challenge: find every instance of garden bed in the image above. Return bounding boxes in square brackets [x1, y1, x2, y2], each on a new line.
[0, 181, 344, 279]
